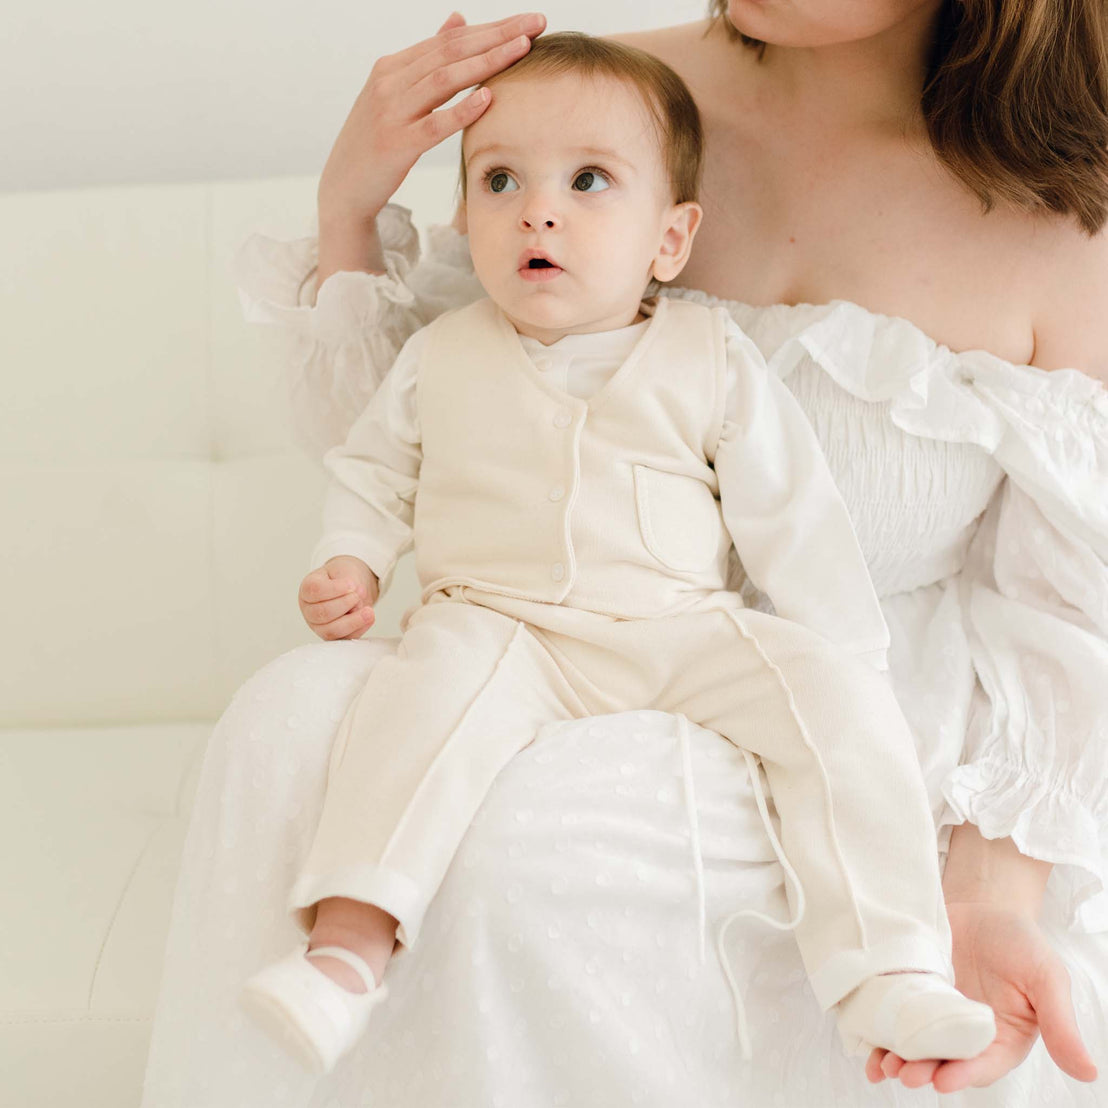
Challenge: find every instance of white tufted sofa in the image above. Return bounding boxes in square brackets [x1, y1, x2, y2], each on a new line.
[0, 167, 455, 1108]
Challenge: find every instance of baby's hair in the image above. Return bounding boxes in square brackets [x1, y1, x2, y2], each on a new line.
[459, 31, 703, 206]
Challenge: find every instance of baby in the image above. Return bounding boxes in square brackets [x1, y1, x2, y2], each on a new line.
[241, 32, 996, 1077]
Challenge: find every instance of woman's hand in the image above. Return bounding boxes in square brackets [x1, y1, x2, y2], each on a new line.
[865, 902, 1098, 1092]
[317, 11, 545, 239]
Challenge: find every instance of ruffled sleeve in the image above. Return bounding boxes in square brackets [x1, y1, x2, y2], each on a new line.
[744, 297, 1108, 929]
[937, 355, 1108, 930]
[232, 204, 482, 451]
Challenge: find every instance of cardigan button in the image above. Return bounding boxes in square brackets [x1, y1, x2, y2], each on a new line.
[548, 485, 565, 501]
[553, 411, 572, 428]
[551, 562, 566, 582]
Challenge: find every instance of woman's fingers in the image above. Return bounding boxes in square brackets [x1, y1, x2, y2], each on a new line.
[381, 12, 543, 77]
[408, 33, 533, 120]
[929, 1050, 1010, 1093]
[926, 1017, 1035, 1092]
[1030, 962, 1098, 1082]
[404, 16, 543, 108]
[420, 86, 492, 149]
[436, 11, 466, 34]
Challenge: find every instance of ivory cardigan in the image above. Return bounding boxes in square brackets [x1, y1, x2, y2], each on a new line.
[312, 295, 890, 666]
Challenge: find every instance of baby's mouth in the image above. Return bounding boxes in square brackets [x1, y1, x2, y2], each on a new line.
[518, 249, 563, 275]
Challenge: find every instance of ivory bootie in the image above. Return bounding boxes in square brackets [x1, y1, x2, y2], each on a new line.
[836, 972, 997, 1061]
[240, 941, 388, 1074]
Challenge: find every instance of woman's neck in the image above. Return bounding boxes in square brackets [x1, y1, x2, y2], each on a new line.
[750, 4, 942, 135]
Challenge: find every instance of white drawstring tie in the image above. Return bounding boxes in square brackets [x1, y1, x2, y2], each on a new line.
[673, 716, 807, 1062]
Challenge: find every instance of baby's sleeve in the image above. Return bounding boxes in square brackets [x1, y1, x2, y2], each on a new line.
[233, 204, 484, 452]
[715, 316, 891, 668]
[309, 326, 428, 596]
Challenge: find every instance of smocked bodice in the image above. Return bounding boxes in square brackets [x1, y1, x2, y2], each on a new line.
[674, 297, 1005, 598]
[777, 357, 999, 596]
[235, 217, 1108, 933]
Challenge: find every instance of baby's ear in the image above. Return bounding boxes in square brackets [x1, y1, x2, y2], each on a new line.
[652, 201, 702, 283]
[451, 198, 468, 236]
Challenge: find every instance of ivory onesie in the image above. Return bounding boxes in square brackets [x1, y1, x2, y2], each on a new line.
[289, 295, 954, 1013]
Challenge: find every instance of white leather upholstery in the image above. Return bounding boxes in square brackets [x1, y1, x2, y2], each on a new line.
[0, 166, 455, 1106]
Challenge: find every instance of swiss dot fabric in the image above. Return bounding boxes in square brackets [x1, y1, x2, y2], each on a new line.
[141, 212, 1108, 1107]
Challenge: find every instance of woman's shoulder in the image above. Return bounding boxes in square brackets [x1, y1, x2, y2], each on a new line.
[604, 20, 757, 158]
[604, 18, 732, 78]
[1028, 218, 1108, 385]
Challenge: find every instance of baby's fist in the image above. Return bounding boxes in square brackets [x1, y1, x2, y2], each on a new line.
[299, 556, 380, 640]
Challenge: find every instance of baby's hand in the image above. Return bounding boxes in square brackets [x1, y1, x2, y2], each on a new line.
[299, 556, 380, 640]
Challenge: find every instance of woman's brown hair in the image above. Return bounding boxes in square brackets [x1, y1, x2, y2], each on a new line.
[708, 0, 1108, 235]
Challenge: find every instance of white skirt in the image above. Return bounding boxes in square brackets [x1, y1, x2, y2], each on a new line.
[140, 639, 1107, 1108]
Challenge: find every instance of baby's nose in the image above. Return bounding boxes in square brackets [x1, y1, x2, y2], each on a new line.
[519, 205, 559, 231]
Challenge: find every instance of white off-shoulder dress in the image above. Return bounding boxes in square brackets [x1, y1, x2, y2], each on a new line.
[141, 208, 1108, 1108]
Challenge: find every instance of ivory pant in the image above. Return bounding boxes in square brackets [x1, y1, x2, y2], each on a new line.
[289, 585, 951, 1010]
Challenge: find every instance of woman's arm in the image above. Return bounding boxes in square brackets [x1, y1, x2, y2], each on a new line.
[872, 219, 1108, 1095]
[237, 14, 544, 450]
[942, 215, 1108, 958]
[943, 824, 1050, 913]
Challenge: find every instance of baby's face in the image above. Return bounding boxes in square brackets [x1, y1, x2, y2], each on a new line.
[462, 72, 689, 344]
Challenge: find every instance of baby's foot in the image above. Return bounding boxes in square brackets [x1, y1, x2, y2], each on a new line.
[306, 947, 371, 993]
[240, 942, 387, 1074]
[836, 972, 996, 1062]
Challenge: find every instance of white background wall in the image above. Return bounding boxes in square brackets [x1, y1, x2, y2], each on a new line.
[3, 0, 708, 194]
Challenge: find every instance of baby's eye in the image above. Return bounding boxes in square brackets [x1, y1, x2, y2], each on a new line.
[486, 170, 519, 194]
[572, 170, 610, 193]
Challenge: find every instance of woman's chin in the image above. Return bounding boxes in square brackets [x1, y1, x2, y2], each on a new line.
[725, 0, 772, 34]
[725, 0, 931, 49]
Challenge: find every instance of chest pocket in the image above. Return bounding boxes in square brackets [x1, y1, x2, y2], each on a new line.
[633, 464, 724, 573]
